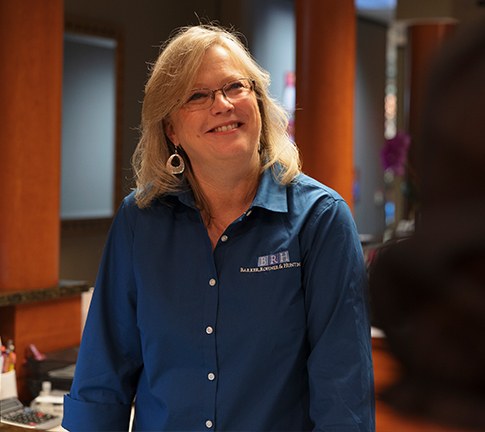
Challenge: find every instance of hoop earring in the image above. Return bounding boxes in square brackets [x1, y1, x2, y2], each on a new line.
[166, 147, 185, 175]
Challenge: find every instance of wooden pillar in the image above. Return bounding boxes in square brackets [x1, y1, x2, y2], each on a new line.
[404, 21, 456, 218]
[295, 0, 356, 207]
[0, 0, 63, 291]
[0, 0, 82, 401]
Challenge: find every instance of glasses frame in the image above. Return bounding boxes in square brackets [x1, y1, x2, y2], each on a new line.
[183, 78, 255, 111]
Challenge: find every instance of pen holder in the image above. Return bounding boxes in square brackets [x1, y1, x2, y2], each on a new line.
[0, 370, 18, 399]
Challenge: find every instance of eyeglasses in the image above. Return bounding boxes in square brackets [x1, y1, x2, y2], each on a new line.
[183, 78, 255, 111]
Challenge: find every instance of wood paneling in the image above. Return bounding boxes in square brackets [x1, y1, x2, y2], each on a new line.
[0, 0, 63, 291]
[12, 298, 81, 400]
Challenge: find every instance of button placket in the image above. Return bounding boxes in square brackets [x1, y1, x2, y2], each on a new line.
[202, 250, 219, 432]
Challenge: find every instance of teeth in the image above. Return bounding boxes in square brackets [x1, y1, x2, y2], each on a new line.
[213, 123, 238, 133]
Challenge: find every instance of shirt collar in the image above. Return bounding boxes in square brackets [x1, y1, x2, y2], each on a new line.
[251, 167, 288, 213]
[171, 181, 197, 209]
[169, 166, 289, 213]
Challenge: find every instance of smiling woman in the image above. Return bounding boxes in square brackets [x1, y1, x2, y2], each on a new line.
[62, 24, 375, 432]
[164, 45, 263, 225]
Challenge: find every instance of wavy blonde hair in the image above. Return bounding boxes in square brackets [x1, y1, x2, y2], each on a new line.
[132, 24, 301, 209]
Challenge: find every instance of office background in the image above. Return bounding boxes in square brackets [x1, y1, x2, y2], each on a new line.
[1, 0, 484, 429]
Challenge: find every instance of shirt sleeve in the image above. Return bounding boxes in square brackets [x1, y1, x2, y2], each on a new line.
[301, 198, 375, 432]
[62, 197, 142, 432]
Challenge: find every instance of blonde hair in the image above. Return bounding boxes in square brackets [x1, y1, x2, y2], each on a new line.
[132, 24, 301, 209]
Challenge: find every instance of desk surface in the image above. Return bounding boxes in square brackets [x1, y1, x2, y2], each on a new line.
[0, 280, 90, 308]
[0, 423, 65, 432]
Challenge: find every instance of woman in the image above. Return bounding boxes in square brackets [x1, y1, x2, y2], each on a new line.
[62, 25, 374, 431]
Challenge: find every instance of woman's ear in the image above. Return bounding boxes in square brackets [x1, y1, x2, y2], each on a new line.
[164, 119, 179, 145]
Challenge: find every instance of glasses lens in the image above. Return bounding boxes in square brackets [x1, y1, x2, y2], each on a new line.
[185, 89, 212, 110]
[224, 79, 252, 99]
[184, 79, 253, 111]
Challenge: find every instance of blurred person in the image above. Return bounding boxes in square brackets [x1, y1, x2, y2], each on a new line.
[62, 24, 375, 431]
[369, 17, 485, 431]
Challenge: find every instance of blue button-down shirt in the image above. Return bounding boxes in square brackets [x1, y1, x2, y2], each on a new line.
[62, 168, 375, 431]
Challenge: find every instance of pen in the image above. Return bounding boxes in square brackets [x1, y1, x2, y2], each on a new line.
[7, 340, 16, 372]
[1, 340, 6, 373]
[1, 339, 16, 373]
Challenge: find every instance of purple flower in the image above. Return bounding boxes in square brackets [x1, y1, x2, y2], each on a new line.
[380, 132, 411, 176]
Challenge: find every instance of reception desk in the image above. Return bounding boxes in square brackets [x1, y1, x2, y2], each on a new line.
[0, 280, 89, 402]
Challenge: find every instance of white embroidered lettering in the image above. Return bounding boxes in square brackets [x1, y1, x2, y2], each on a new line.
[257, 250, 291, 267]
[279, 251, 290, 263]
[240, 261, 301, 273]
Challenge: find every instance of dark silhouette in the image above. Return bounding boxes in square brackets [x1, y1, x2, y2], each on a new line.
[370, 16, 485, 431]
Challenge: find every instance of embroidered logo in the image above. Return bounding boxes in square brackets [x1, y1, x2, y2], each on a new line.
[240, 250, 301, 273]
[257, 250, 290, 267]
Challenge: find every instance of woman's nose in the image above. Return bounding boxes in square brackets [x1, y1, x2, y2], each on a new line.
[210, 90, 234, 113]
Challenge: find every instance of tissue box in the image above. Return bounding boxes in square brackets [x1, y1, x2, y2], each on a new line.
[0, 370, 18, 399]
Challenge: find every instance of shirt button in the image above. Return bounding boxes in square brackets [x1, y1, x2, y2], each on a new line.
[207, 372, 216, 381]
[209, 278, 216, 286]
[205, 420, 213, 428]
[220, 234, 228, 242]
[206, 326, 214, 335]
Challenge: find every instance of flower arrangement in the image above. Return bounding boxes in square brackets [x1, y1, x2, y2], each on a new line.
[380, 132, 411, 176]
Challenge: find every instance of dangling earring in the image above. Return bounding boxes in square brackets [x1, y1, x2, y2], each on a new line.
[166, 146, 185, 175]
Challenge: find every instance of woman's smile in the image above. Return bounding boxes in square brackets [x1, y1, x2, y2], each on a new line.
[209, 121, 242, 133]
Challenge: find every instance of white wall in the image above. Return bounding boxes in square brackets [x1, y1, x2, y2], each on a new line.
[353, 18, 387, 238]
[61, 34, 116, 219]
[247, 0, 296, 103]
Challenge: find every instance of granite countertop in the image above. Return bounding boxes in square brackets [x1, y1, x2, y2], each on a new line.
[0, 280, 91, 307]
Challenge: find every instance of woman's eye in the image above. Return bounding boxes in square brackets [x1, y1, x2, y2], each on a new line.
[188, 91, 209, 103]
[227, 81, 244, 91]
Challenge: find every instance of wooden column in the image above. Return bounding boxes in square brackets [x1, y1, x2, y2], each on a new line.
[295, 0, 356, 207]
[0, 0, 83, 401]
[404, 21, 456, 218]
[0, 0, 62, 291]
